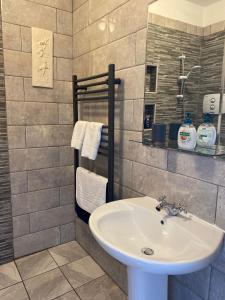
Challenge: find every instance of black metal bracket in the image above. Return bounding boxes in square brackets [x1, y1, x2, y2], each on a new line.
[73, 64, 121, 223]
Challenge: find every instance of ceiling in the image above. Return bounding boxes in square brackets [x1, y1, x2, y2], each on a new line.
[187, 0, 221, 6]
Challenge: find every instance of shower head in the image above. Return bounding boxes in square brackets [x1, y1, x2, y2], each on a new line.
[179, 65, 202, 81]
[186, 65, 202, 79]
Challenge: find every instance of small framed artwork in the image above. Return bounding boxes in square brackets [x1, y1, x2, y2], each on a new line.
[32, 27, 53, 88]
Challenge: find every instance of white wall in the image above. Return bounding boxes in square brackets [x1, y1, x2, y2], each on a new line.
[149, 0, 225, 27]
[149, 0, 204, 26]
[203, 0, 225, 26]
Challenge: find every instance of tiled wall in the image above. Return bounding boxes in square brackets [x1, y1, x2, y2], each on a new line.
[2, 0, 75, 258]
[0, 4, 14, 264]
[145, 22, 201, 126]
[73, 0, 225, 299]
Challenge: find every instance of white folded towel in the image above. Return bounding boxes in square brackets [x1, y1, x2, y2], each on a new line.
[71, 121, 87, 150]
[81, 122, 103, 160]
[76, 167, 108, 214]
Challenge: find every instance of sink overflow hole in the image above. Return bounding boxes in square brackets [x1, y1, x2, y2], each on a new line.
[142, 248, 154, 256]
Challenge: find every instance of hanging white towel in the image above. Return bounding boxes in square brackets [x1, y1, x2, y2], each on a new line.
[71, 121, 87, 150]
[76, 167, 108, 214]
[81, 122, 103, 160]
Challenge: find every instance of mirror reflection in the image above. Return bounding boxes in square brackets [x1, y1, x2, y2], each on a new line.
[143, 0, 225, 156]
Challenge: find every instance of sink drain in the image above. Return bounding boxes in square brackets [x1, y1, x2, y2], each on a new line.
[141, 248, 154, 256]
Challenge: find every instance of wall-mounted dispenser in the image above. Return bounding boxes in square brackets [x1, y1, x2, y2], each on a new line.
[144, 104, 156, 129]
[203, 94, 225, 114]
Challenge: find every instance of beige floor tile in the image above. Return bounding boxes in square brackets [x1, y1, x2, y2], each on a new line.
[54, 290, 80, 299]
[0, 262, 21, 290]
[0, 282, 29, 300]
[76, 275, 127, 300]
[61, 256, 105, 289]
[16, 250, 58, 280]
[49, 241, 87, 266]
[24, 268, 72, 300]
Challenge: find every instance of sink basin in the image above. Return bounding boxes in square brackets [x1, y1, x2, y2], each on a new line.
[89, 197, 224, 300]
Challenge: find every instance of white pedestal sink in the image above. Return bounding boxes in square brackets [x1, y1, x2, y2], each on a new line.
[89, 197, 224, 300]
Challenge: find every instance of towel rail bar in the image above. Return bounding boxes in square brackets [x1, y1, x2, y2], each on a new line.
[73, 64, 121, 224]
[76, 88, 109, 96]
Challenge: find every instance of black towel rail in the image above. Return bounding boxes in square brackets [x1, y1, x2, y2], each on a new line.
[73, 64, 121, 224]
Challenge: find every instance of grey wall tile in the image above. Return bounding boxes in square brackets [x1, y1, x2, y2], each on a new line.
[26, 147, 60, 170]
[168, 151, 225, 187]
[136, 28, 147, 65]
[14, 227, 60, 258]
[60, 223, 75, 243]
[27, 0, 72, 12]
[8, 126, 26, 149]
[169, 278, 202, 300]
[59, 146, 74, 166]
[10, 172, 27, 195]
[24, 78, 72, 103]
[73, 0, 87, 11]
[213, 239, 225, 274]
[54, 34, 72, 59]
[2, 22, 21, 51]
[57, 10, 72, 35]
[25, 102, 58, 125]
[2, 0, 57, 31]
[59, 104, 73, 124]
[26, 125, 73, 148]
[28, 166, 74, 191]
[209, 269, 225, 300]
[175, 267, 211, 299]
[114, 158, 133, 188]
[73, 2, 88, 33]
[56, 58, 73, 81]
[12, 188, 60, 216]
[5, 76, 24, 101]
[4, 50, 32, 77]
[60, 185, 75, 205]
[21, 26, 31, 53]
[9, 148, 60, 172]
[6, 102, 26, 125]
[115, 99, 144, 132]
[30, 204, 75, 233]
[9, 149, 26, 172]
[122, 136, 167, 170]
[13, 215, 30, 238]
[118, 65, 145, 100]
[114, 183, 144, 200]
[132, 162, 217, 223]
[216, 187, 225, 230]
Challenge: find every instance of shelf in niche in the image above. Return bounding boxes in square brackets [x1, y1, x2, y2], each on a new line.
[133, 138, 225, 158]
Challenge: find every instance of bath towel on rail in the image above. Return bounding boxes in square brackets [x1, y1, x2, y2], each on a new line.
[71, 120, 87, 149]
[76, 167, 108, 214]
[81, 122, 104, 160]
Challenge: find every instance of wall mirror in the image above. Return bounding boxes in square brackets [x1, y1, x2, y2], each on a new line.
[143, 0, 225, 157]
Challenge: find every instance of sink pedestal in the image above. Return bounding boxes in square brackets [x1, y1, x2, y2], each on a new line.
[127, 267, 168, 300]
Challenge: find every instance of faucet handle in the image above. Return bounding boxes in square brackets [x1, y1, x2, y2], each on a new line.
[177, 203, 187, 214]
[159, 195, 167, 202]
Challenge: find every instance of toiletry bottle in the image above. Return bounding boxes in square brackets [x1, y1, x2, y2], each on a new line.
[197, 113, 216, 147]
[178, 112, 197, 150]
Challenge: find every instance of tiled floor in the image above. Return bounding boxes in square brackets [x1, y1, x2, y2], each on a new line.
[0, 241, 127, 300]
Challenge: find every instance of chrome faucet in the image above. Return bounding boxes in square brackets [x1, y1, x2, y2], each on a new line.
[156, 195, 187, 216]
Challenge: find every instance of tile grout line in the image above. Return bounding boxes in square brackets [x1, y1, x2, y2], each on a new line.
[12, 261, 32, 300]
[25, 0, 73, 13]
[47, 248, 82, 300]
[73, 240, 127, 295]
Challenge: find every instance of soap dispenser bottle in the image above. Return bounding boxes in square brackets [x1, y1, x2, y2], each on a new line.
[178, 112, 197, 150]
[197, 113, 216, 147]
